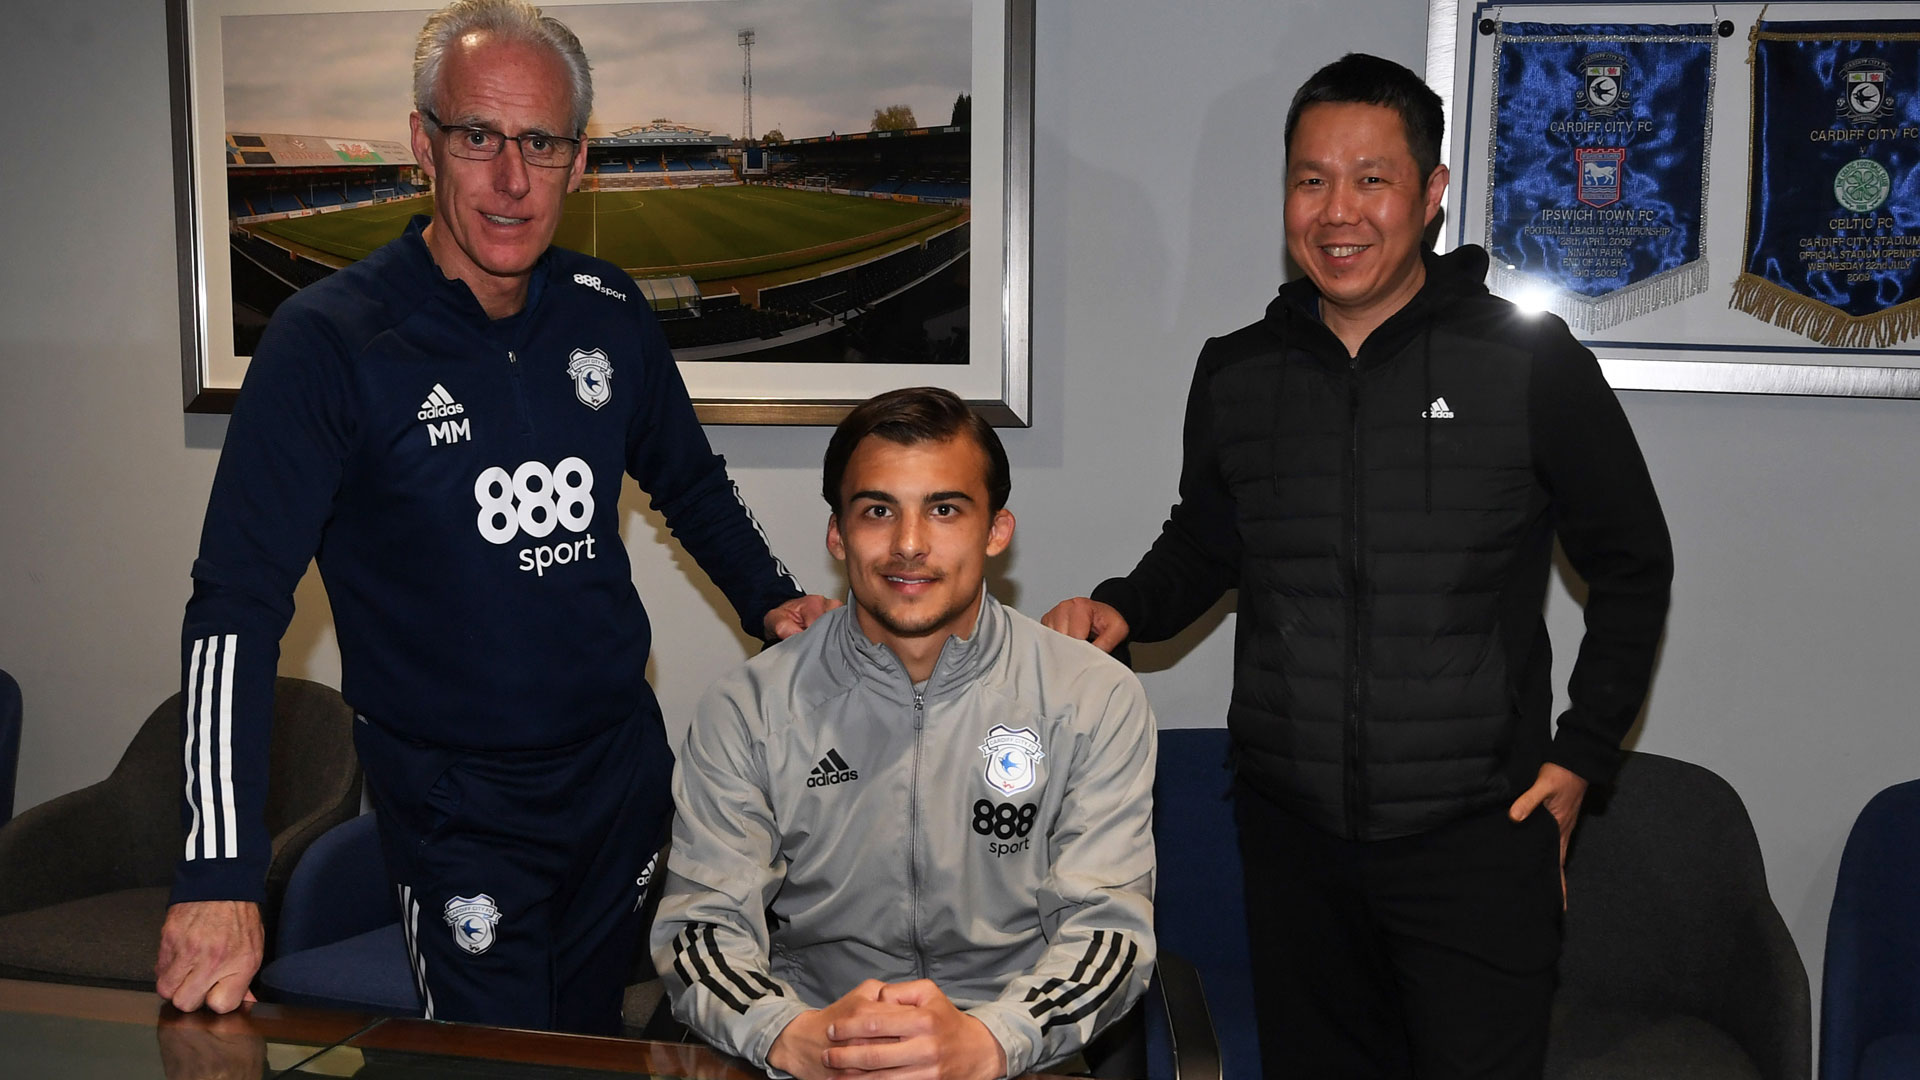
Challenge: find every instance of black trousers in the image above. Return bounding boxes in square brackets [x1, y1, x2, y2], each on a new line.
[1234, 783, 1562, 1079]
[354, 705, 674, 1035]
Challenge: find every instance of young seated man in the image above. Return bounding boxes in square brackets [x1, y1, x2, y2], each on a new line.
[651, 387, 1157, 1080]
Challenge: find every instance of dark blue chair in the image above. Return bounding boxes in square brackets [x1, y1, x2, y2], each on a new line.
[0, 670, 19, 825]
[1143, 727, 1259, 1080]
[1821, 779, 1920, 1080]
[256, 812, 416, 1014]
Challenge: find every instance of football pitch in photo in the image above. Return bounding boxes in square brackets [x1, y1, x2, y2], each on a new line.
[252, 185, 963, 289]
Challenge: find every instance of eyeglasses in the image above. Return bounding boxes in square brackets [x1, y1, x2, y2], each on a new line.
[423, 110, 581, 168]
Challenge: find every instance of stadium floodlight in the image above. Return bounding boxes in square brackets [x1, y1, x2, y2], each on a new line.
[738, 29, 755, 144]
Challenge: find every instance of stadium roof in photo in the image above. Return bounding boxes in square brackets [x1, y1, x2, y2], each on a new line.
[590, 119, 733, 150]
[785, 124, 965, 146]
[227, 132, 415, 169]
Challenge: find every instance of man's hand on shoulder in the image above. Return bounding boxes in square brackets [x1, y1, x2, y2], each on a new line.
[813, 979, 1006, 1080]
[765, 594, 843, 641]
[155, 900, 263, 1013]
[1041, 597, 1128, 654]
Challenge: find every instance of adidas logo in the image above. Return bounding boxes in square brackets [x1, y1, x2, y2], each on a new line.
[806, 748, 859, 787]
[418, 383, 466, 421]
[1422, 396, 1454, 420]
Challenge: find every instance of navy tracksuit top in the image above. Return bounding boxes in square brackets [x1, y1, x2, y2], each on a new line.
[174, 218, 800, 904]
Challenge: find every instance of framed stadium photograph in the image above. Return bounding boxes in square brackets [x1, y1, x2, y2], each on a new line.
[169, 0, 1034, 423]
[1427, 0, 1920, 397]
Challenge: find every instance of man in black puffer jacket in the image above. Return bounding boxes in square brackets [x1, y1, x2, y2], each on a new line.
[1045, 53, 1672, 1079]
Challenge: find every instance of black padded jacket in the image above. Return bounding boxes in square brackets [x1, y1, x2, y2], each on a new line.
[1094, 245, 1672, 841]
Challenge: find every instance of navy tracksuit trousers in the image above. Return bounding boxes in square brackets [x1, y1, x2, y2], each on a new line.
[354, 705, 674, 1035]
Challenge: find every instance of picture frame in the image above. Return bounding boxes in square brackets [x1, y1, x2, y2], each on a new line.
[168, 0, 1033, 424]
[1426, 0, 1920, 397]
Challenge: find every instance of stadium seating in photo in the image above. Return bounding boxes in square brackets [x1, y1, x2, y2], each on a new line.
[661, 304, 811, 349]
[231, 232, 338, 290]
[660, 221, 969, 356]
[228, 174, 420, 224]
[756, 223, 966, 317]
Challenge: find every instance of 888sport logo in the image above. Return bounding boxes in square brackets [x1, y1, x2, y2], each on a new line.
[973, 798, 1038, 858]
[474, 457, 599, 576]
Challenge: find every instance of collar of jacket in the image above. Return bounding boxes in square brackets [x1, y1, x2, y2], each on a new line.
[1262, 244, 1492, 371]
[391, 214, 556, 324]
[827, 587, 1010, 707]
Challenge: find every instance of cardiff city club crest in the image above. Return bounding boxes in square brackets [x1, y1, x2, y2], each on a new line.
[1575, 147, 1625, 208]
[1574, 52, 1631, 117]
[978, 724, 1045, 797]
[444, 894, 502, 955]
[566, 348, 613, 411]
[1836, 58, 1894, 127]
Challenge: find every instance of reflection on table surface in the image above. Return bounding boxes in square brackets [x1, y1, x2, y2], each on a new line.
[0, 977, 760, 1080]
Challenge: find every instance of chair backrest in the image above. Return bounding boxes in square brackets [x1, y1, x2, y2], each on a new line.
[259, 677, 360, 839]
[1821, 778, 1920, 1080]
[1151, 727, 1260, 1080]
[1559, 751, 1809, 1080]
[106, 677, 360, 899]
[1561, 752, 1773, 1006]
[0, 670, 19, 825]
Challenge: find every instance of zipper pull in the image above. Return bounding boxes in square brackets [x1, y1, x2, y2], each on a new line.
[913, 690, 924, 730]
[508, 350, 518, 364]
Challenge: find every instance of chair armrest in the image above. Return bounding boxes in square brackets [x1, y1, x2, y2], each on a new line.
[1146, 949, 1223, 1080]
[272, 815, 392, 955]
[1712, 899, 1812, 1080]
[0, 778, 171, 915]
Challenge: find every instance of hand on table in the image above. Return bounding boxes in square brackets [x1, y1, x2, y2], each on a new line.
[154, 900, 262, 1013]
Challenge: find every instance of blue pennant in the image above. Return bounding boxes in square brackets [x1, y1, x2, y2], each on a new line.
[1487, 23, 1718, 333]
[1735, 20, 1920, 348]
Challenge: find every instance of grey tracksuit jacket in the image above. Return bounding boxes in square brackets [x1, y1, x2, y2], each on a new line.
[651, 592, 1157, 1076]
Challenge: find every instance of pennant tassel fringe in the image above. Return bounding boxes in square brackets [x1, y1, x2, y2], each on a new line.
[1729, 273, 1920, 349]
[1492, 260, 1712, 334]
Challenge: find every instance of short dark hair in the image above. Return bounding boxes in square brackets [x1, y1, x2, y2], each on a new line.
[822, 387, 1011, 515]
[1284, 53, 1445, 179]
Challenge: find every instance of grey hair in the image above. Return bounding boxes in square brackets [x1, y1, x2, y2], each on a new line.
[413, 0, 594, 135]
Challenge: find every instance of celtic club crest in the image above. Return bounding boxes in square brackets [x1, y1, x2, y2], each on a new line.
[1834, 159, 1891, 214]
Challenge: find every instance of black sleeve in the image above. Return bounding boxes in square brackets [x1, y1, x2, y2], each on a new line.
[622, 305, 802, 641]
[174, 306, 355, 904]
[1091, 340, 1242, 643]
[1530, 327, 1673, 786]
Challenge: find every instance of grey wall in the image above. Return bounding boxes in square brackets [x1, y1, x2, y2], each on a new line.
[3, 0, 1916, 1023]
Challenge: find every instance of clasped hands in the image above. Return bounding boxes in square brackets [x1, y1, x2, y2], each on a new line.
[769, 979, 1007, 1080]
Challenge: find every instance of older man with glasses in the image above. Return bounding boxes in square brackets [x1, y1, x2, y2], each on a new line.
[155, 0, 833, 1034]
